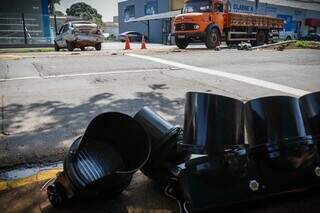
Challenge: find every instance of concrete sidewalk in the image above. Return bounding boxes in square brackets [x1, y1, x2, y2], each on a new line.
[1, 169, 320, 213]
[0, 171, 177, 213]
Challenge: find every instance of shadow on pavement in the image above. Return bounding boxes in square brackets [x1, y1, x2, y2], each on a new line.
[0, 87, 184, 168]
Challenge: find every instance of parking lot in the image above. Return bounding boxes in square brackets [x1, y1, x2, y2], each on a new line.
[0, 45, 320, 212]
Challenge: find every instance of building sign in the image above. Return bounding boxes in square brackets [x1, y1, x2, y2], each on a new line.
[145, 0, 158, 15]
[231, 3, 254, 13]
[124, 5, 135, 22]
[266, 6, 277, 13]
[277, 14, 293, 31]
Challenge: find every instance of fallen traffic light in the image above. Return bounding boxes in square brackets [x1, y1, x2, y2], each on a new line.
[134, 106, 189, 184]
[300, 91, 320, 150]
[177, 94, 320, 212]
[178, 92, 245, 211]
[47, 112, 150, 208]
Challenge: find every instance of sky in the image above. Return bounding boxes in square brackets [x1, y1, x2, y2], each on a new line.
[55, 0, 118, 22]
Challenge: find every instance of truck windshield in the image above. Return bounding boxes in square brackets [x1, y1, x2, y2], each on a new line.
[183, 0, 212, 13]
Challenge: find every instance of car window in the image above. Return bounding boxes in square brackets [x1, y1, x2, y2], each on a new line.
[58, 26, 64, 35]
[62, 25, 69, 33]
[214, 3, 223, 12]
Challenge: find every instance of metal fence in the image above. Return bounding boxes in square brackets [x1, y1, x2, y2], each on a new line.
[0, 12, 54, 46]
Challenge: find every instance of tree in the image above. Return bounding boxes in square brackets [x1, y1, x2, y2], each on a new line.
[55, 10, 65, 17]
[66, 2, 103, 26]
[48, 0, 61, 15]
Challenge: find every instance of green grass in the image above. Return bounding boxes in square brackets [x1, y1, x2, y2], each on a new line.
[0, 47, 54, 53]
[294, 40, 320, 49]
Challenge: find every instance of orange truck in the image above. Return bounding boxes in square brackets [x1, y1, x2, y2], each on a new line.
[174, 0, 284, 49]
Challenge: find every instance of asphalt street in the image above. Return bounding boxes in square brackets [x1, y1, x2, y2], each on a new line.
[0, 48, 319, 169]
[0, 47, 320, 213]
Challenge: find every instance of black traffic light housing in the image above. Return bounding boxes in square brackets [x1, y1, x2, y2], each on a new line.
[47, 112, 150, 208]
[177, 94, 320, 212]
[134, 107, 189, 184]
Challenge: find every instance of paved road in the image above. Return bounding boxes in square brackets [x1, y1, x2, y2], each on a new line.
[0, 48, 319, 168]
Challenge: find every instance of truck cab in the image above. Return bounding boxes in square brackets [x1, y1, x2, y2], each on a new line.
[174, 0, 283, 49]
[174, 0, 227, 49]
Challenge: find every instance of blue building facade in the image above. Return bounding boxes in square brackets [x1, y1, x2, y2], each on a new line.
[118, 0, 171, 43]
[0, 0, 51, 46]
[118, 0, 320, 44]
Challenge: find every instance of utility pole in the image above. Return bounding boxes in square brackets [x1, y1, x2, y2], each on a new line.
[21, 13, 28, 45]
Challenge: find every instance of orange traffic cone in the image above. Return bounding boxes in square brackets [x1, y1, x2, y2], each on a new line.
[141, 35, 147, 49]
[124, 36, 131, 50]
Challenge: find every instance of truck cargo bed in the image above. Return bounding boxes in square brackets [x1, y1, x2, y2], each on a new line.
[226, 13, 283, 29]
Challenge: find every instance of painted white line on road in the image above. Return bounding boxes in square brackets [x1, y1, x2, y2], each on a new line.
[127, 53, 309, 96]
[0, 76, 41, 82]
[0, 68, 171, 82]
[43, 69, 170, 79]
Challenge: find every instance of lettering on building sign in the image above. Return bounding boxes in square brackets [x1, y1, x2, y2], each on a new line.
[232, 3, 254, 13]
[267, 7, 277, 13]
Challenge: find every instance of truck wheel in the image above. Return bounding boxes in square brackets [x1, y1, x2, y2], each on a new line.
[67, 41, 74, 51]
[54, 42, 60, 52]
[255, 31, 266, 46]
[205, 28, 220, 49]
[95, 43, 102, 51]
[175, 38, 189, 49]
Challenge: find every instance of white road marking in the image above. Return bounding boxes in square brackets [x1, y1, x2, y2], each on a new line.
[0, 76, 41, 81]
[0, 68, 171, 82]
[127, 53, 309, 96]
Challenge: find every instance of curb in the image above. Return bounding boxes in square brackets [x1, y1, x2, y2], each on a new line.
[0, 168, 62, 192]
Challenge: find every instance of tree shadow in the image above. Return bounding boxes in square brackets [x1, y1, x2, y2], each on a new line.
[0, 88, 184, 168]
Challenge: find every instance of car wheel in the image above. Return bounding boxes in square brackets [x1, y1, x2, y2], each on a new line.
[205, 28, 220, 49]
[286, 36, 292, 40]
[66, 41, 74, 51]
[95, 43, 102, 51]
[175, 38, 189, 49]
[80, 47, 85, 51]
[54, 42, 60, 52]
